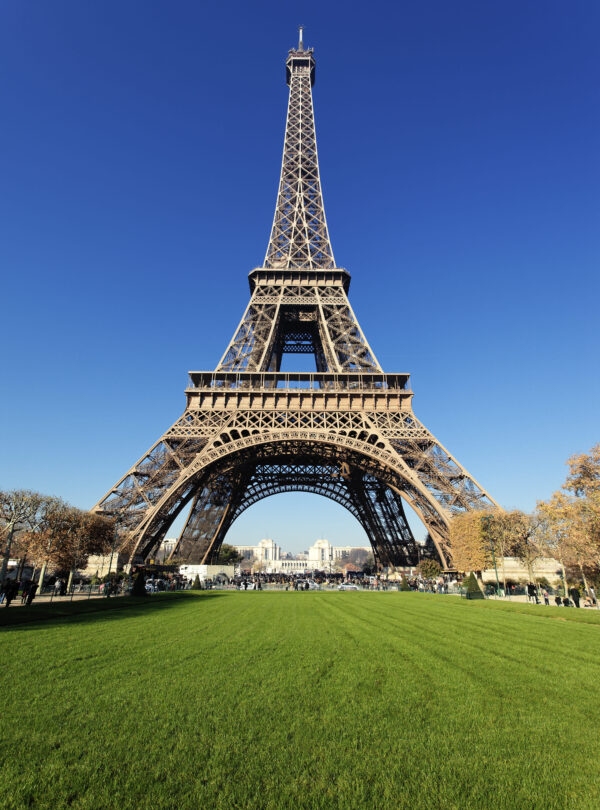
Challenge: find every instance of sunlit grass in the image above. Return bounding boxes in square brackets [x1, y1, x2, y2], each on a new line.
[1, 592, 599, 809]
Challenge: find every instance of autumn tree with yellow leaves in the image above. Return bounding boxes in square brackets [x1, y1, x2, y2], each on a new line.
[536, 444, 600, 595]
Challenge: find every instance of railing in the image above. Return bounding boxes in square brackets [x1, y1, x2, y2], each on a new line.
[187, 371, 411, 392]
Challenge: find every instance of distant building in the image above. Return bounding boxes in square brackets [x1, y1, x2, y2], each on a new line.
[307, 539, 370, 566]
[231, 538, 372, 574]
[234, 538, 281, 562]
[156, 537, 177, 562]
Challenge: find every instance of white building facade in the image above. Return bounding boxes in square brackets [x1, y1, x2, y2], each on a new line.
[232, 539, 372, 574]
[235, 538, 282, 562]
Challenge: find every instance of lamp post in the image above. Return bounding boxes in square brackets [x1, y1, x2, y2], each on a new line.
[482, 515, 501, 598]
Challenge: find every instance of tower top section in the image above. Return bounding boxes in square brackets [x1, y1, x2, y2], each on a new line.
[286, 26, 315, 86]
[264, 31, 335, 270]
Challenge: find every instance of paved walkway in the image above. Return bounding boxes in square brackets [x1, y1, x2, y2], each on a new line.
[3, 592, 111, 608]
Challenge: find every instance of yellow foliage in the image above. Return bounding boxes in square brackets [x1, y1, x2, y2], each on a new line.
[448, 511, 493, 573]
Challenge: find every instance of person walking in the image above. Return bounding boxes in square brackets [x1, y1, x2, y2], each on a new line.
[25, 581, 37, 606]
[542, 589, 550, 606]
[4, 580, 19, 608]
[21, 580, 32, 605]
[569, 587, 580, 608]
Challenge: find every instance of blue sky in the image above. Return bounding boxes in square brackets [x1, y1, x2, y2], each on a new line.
[1, 1, 598, 553]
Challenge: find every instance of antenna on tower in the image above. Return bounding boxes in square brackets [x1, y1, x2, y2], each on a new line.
[298, 25, 304, 51]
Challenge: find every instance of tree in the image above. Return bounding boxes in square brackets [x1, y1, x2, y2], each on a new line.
[216, 544, 244, 565]
[537, 492, 597, 596]
[447, 511, 492, 573]
[487, 509, 541, 592]
[0, 490, 53, 584]
[562, 444, 600, 575]
[418, 558, 441, 579]
[361, 554, 376, 575]
[192, 574, 201, 589]
[19, 501, 114, 591]
[509, 511, 543, 585]
[564, 444, 600, 498]
[347, 548, 370, 566]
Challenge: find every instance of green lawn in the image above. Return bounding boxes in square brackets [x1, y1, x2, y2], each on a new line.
[1, 592, 599, 809]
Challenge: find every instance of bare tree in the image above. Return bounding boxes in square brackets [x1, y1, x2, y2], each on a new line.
[0, 490, 49, 584]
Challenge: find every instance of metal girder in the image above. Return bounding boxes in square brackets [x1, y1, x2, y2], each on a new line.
[170, 461, 420, 567]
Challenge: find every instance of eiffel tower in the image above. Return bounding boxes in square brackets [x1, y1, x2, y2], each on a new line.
[93, 29, 498, 570]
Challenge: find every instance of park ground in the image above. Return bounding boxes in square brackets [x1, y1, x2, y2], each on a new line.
[1, 592, 599, 809]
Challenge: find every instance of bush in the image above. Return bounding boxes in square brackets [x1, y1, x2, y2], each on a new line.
[131, 571, 146, 597]
[462, 572, 484, 600]
[399, 573, 411, 592]
[192, 575, 201, 590]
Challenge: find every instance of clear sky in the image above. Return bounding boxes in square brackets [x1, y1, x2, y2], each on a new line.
[1, 1, 598, 553]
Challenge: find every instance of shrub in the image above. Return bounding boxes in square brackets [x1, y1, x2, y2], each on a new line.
[462, 572, 484, 600]
[399, 573, 411, 592]
[131, 570, 146, 597]
[192, 575, 201, 590]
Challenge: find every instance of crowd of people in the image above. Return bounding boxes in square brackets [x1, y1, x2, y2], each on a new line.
[2, 568, 597, 608]
[0, 578, 38, 607]
[196, 572, 458, 592]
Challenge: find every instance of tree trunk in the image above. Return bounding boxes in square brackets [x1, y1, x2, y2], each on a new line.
[36, 560, 48, 595]
[527, 559, 540, 600]
[0, 521, 16, 585]
[560, 557, 568, 598]
[578, 562, 589, 596]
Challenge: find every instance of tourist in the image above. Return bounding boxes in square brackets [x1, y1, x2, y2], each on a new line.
[3, 579, 19, 608]
[554, 595, 561, 607]
[21, 580, 32, 605]
[542, 589, 550, 606]
[569, 587, 580, 608]
[26, 581, 37, 606]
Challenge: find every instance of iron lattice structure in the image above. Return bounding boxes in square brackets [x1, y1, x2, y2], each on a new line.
[93, 32, 498, 570]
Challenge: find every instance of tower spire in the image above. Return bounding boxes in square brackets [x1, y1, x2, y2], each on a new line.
[264, 36, 336, 269]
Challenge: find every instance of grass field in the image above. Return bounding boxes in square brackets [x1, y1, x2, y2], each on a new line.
[1, 592, 599, 809]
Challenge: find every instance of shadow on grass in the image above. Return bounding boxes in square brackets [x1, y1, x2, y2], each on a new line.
[0, 591, 224, 632]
